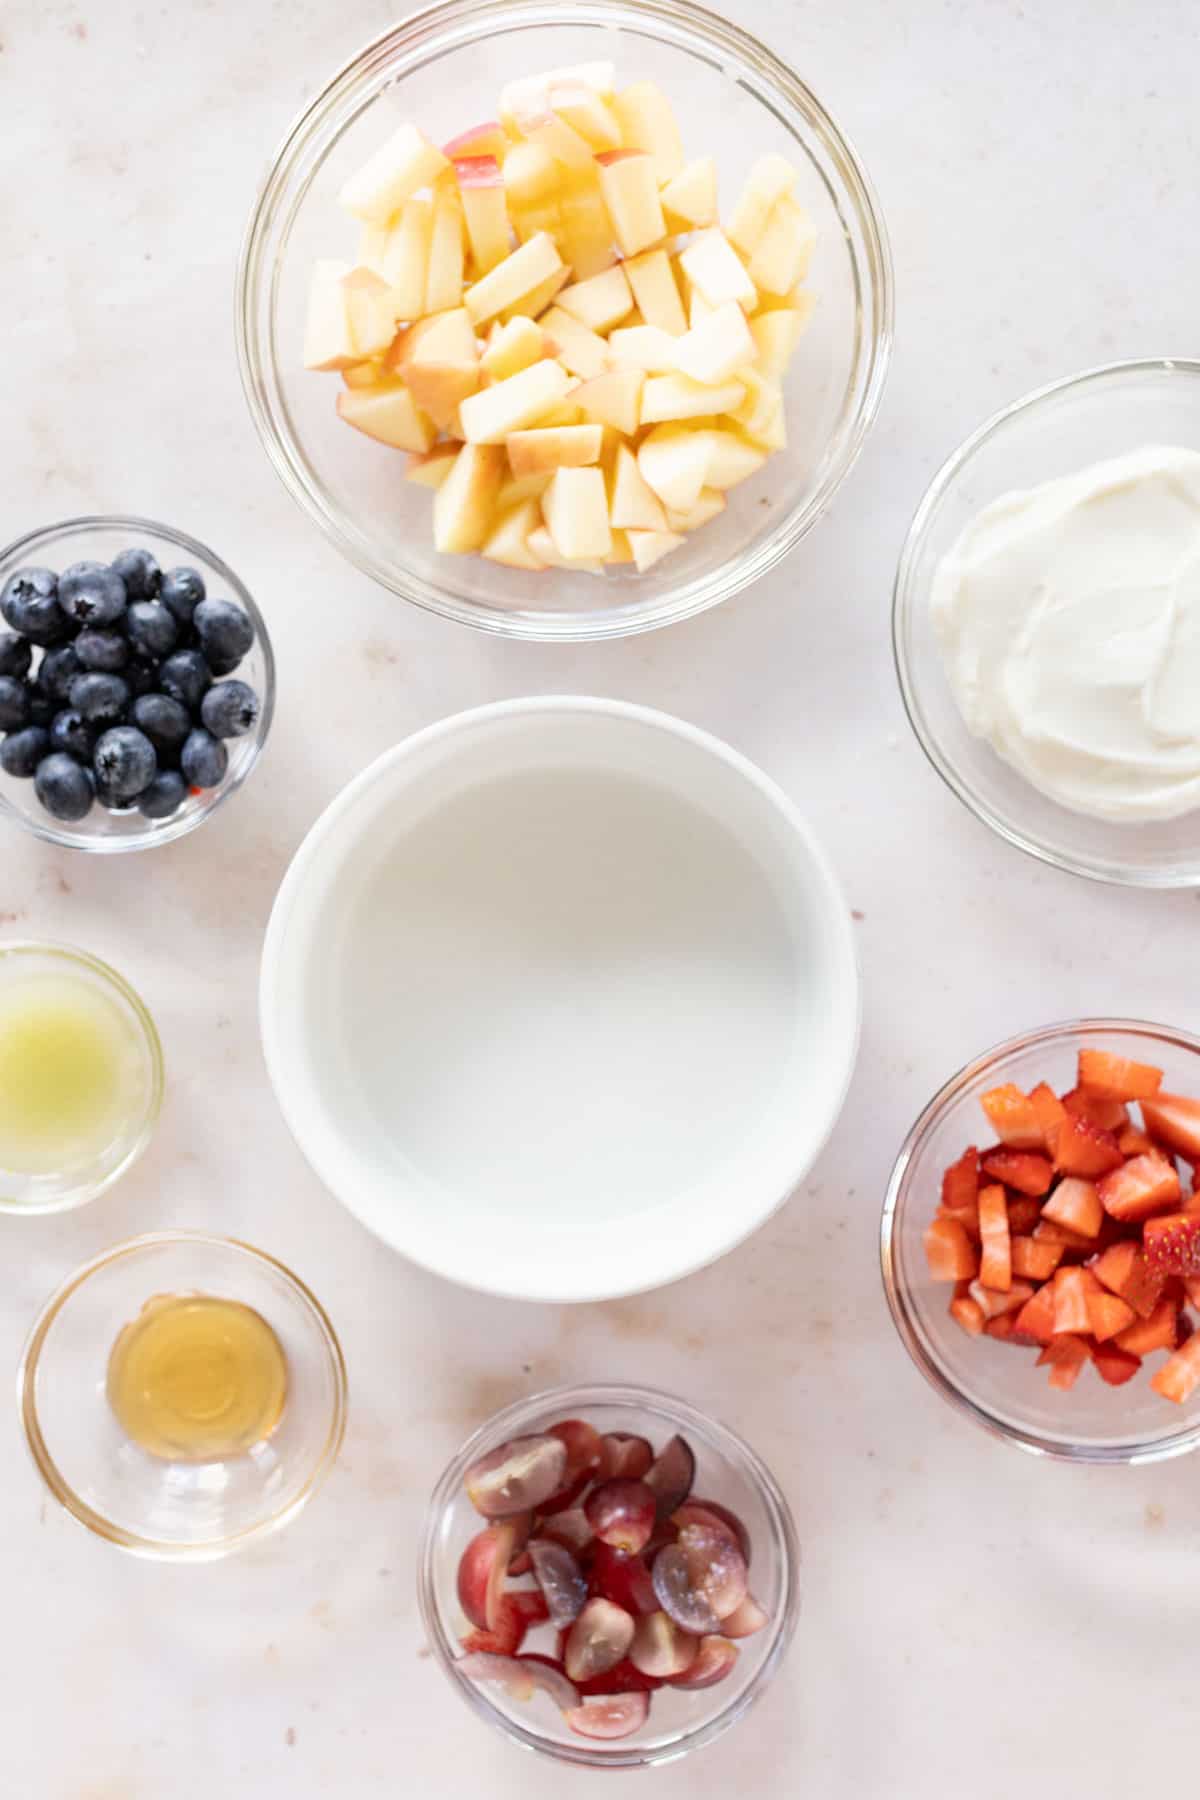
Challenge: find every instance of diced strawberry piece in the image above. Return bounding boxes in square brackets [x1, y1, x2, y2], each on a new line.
[1097, 1153, 1181, 1223]
[1062, 1087, 1130, 1133]
[1029, 1082, 1067, 1151]
[1091, 1241, 1166, 1319]
[1034, 1217, 1097, 1254]
[1077, 1049, 1163, 1102]
[1054, 1114, 1124, 1178]
[923, 1216, 979, 1282]
[1013, 1283, 1058, 1345]
[948, 1294, 985, 1336]
[1142, 1212, 1200, 1276]
[1086, 1288, 1136, 1342]
[1150, 1332, 1200, 1404]
[940, 1146, 979, 1213]
[1184, 1274, 1200, 1309]
[1052, 1266, 1097, 1335]
[977, 1183, 1011, 1291]
[1037, 1333, 1090, 1390]
[1041, 1176, 1102, 1238]
[980, 1149, 1053, 1196]
[980, 1085, 1044, 1150]
[968, 1277, 1034, 1319]
[1117, 1126, 1155, 1157]
[1113, 1296, 1180, 1356]
[1006, 1196, 1042, 1235]
[984, 1311, 1025, 1343]
[1011, 1235, 1063, 1281]
[1141, 1094, 1200, 1162]
[1092, 1343, 1142, 1386]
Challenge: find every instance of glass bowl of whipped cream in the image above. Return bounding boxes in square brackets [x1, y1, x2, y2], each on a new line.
[894, 358, 1200, 886]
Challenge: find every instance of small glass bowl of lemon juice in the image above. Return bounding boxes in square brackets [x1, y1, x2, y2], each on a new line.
[0, 942, 163, 1213]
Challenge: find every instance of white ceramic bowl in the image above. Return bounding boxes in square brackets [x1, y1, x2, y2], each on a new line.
[260, 698, 859, 1300]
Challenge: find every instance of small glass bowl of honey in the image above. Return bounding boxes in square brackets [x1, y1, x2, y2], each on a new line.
[18, 1233, 347, 1559]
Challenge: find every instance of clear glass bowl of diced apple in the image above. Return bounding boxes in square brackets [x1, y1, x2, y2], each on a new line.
[237, 0, 893, 640]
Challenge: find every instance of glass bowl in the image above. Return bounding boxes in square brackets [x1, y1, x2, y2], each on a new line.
[236, 0, 893, 641]
[0, 515, 275, 853]
[18, 1232, 348, 1558]
[881, 1018, 1200, 1464]
[0, 941, 164, 1215]
[893, 358, 1200, 887]
[418, 1382, 800, 1767]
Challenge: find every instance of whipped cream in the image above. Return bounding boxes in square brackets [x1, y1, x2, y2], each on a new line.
[932, 444, 1200, 823]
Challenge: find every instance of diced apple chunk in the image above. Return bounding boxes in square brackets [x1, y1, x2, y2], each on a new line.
[500, 63, 616, 133]
[660, 156, 718, 229]
[526, 524, 604, 574]
[550, 82, 623, 151]
[398, 307, 480, 430]
[425, 191, 465, 314]
[542, 465, 612, 560]
[497, 469, 552, 510]
[609, 443, 668, 531]
[482, 497, 547, 569]
[750, 303, 810, 377]
[703, 428, 768, 489]
[465, 233, 564, 325]
[728, 152, 797, 255]
[405, 444, 459, 488]
[556, 173, 617, 278]
[607, 325, 678, 373]
[506, 424, 603, 475]
[606, 529, 636, 565]
[340, 268, 400, 357]
[500, 265, 570, 323]
[433, 443, 505, 552]
[641, 373, 745, 424]
[555, 266, 634, 335]
[679, 229, 756, 310]
[503, 142, 561, 243]
[512, 105, 595, 175]
[481, 316, 545, 380]
[612, 81, 684, 183]
[624, 249, 687, 336]
[539, 306, 610, 380]
[454, 156, 512, 274]
[458, 357, 573, 442]
[638, 425, 712, 514]
[595, 151, 666, 257]
[381, 195, 434, 321]
[665, 487, 725, 532]
[730, 367, 782, 439]
[341, 360, 386, 389]
[443, 121, 511, 162]
[626, 528, 686, 572]
[674, 301, 757, 385]
[303, 260, 358, 371]
[338, 123, 450, 223]
[573, 369, 644, 436]
[336, 382, 436, 452]
[748, 197, 816, 297]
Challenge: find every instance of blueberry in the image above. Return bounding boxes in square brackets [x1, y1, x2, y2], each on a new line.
[0, 676, 30, 731]
[200, 679, 260, 739]
[58, 561, 127, 628]
[68, 671, 130, 725]
[0, 633, 32, 680]
[124, 654, 159, 697]
[0, 568, 72, 646]
[180, 728, 227, 789]
[125, 600, 178, 659]
[137, 769, 187, 821]
[131, 692, 190, 755]
[49, 708, 96, 761]
[160, 566, 206, 624]
[26, 690, 54, 730]
[110, 547, 161, 601]
[74, 629, 129, 673]
[158, 648, 212, 711]
[93, 725, 157, 801]
[38, 644, 83, 699]
[193, 599, 254, 675]
[35, 752, 94, 822]
[0, 726, 50, 779]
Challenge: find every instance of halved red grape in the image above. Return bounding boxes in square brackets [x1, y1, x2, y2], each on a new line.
[589, 1542, 657, 1615]
[529, 1538, 588, 1628]
[674, 1518, 748, 1621]
[460, 1594, 533, 1657]
[722, 1593, 769, 1638]
[584, 1479, 656, 1553]
[670, 1635, 738, 1690]
[630, 1610, 700, 1679]
[672, 1497, 751, 1566]
[575, 1657, 663, 1697]
[457, 1528, 501, 1631]
[465, 1435, 568, 1519]
[644, 1434, 695, 1521]
[541, 1419, 603, 1512]
[485, 1515, 532, 1630]
[564, 1691, 650, 1740]
[564, 1598, 635, 1683]
[458, 1650, 580, 1711]
[651, 1545, 721, 1635]
[597, 1433, 654, 1482]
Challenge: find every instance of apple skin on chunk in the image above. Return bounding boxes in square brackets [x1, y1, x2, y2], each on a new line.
[443, 120, 511, 162]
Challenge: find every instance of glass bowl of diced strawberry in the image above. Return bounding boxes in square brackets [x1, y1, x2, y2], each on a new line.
[418, 1383, 799, 1766]
[881, 1020, 1200, 1461]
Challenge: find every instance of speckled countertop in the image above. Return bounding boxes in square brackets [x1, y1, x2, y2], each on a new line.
[4, 1, 1200, 1795]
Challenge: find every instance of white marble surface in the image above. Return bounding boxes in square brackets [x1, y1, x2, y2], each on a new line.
[4, 1, 1200, 1794]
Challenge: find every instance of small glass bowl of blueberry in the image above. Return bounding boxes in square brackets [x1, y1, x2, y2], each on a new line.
[0, 516, 274, 852]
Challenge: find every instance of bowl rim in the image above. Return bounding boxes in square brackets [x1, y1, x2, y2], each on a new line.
[235, 0, 894, 642]
[892, 356, 1200, 889]
[0, 938, 165, 1215]
[16, 1230, 349, 1559]
[258, 694, 861, 1301]
[0, 512, 276, 854]
[416, 1379, 801, 1767]
[880, 1014, 1200, 1465]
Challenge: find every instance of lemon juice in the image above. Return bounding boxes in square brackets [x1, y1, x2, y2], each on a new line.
[0, 968, 144, 1175]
